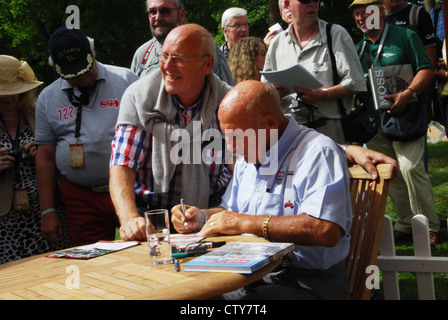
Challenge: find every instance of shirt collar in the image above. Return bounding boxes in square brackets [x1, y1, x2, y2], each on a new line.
[285, 18, 324, 47]
[172, 85, 206, 114]
[61, 61, 105, 91]
[265, 115, 300, 162]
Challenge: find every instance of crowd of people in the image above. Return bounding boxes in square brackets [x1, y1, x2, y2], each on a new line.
[0, 0, 444, 299]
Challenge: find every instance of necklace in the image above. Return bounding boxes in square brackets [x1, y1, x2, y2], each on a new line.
[3, 117, 18, 121]
[297, 23, 317, 49]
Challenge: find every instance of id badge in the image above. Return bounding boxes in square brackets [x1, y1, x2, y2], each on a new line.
[13, 189, 30, 211]
[69, 144, 84, 168]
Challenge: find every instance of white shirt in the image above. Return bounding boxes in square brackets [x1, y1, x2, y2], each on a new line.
[263, 19, 367, 121]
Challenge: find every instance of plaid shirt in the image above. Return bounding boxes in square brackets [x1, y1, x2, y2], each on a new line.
[430, 7, 444, 42]
[110, 97, 231, 210]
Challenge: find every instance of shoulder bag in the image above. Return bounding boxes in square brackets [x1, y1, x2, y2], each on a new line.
[326, 23, 379, 144]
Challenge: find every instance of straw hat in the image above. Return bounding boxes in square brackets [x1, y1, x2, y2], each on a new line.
[0, 55, 43, 96]
[349, 0, 383, 9]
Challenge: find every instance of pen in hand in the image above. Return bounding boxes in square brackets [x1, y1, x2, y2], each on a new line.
[181, 198, 188, 229]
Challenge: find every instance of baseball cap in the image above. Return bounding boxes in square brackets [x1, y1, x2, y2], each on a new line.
[49, 27, 94, 80]
[349, 0, 383, 9]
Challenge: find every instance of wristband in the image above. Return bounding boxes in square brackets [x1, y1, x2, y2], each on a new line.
[195, 211, 208, 232]
[41, 208, 56, 217]
[407, 86, 417, 99]
[322, 88, 329, 101]
[262, 215, 273, 240]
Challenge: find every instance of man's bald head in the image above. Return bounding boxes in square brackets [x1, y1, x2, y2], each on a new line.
[165, 24, 216, 58]
[218, 80, 284, 125]
[218, 81, 289, 165]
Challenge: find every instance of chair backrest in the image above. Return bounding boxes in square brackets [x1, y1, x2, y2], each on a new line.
[346, 163, 396, 300]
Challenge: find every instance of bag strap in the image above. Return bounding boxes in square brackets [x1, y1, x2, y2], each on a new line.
[326, 23, 346, 117]
[409, 4, 422, 33]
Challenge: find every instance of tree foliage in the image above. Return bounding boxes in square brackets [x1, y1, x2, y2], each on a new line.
[0, 0, 435, 88]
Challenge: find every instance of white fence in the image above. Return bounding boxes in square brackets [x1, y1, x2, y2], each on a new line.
[427, 121, 447, 143]
[377, 215, 448, 300]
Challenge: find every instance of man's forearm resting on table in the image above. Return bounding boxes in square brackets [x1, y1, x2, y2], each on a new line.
[109, 165, 139, 224]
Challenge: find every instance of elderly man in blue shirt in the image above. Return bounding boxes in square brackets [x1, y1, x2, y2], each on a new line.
[172, 80, 352, 299]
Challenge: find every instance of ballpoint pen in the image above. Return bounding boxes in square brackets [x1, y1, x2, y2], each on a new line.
[172, 251, 206, 259]
[173, 257, 180, 272]
[181, 198, 188, 229]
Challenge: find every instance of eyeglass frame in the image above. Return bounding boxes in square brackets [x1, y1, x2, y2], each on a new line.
[227, 23, 249, 30]
[298, 0, 319, 4]
[147, 6, 178, 18]
[352, 10, 372, 18]
[158, 52, 210, 68]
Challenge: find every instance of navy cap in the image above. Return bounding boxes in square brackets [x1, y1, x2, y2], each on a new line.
[49, 27, 94, 80]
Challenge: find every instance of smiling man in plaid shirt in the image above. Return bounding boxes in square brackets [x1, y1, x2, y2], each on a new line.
[110, 24, 232, 241]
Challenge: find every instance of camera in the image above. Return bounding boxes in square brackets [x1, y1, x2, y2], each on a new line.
[290, 98, 316, 117]
[5, 149, 31, 162]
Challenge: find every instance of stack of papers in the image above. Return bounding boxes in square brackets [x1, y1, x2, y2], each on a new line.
[261, 63, 323, 92]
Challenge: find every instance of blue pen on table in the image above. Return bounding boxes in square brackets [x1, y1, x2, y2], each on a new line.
[173, 257, 180, 272]
[181, 198, 188, 229]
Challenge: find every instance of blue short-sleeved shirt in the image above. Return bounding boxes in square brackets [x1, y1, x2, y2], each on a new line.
[220, 116, 352, 270]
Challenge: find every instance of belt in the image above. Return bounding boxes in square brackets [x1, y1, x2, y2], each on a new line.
[90, 185, 109, 193]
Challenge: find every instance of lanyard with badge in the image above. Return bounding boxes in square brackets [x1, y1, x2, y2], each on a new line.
[0, 115, 30, 211]
[67, 82, 97, 168]
[358, 23, 389, 69]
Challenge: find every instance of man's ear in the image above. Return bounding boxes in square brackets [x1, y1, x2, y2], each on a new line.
[204, 55, 215, 74]
[179, 8, 186, 24]
[264, 114, 279, 130]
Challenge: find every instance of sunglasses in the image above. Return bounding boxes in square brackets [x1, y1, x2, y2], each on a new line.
[148, 7, 177, 18]
[298, 0, 319, 4]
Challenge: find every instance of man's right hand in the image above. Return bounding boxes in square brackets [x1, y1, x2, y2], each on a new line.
[119, 216, 147, 241]
[41, 211, 63, 246]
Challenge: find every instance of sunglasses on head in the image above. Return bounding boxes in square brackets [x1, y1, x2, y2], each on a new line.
[298, 0, 319, 4]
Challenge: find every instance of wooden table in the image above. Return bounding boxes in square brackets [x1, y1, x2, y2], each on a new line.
[0, 235, 282, 300]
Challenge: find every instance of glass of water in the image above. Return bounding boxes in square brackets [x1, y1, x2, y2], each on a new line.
[144, 209, 172, 265]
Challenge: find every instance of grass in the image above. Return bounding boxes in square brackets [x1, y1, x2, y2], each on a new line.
[372, 141, 448, 300]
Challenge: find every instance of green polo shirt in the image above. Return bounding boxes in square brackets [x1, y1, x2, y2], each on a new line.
[356, 23, 432, 111]
[357, 23, 433, 74]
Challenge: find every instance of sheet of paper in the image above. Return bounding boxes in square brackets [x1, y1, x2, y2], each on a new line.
[261, 63, 324, 92]
[269, 23, 283, 35]
[83, 241, 141, 251]
[170, 234, 204, 250]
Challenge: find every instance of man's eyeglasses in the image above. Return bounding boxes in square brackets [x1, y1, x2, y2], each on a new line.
[353, 11, 368, 18]
[148, 7, 177, 18]
[298, 0, 319, 4]
[158, 53, 209, 68]
[228, 23, 249, 30]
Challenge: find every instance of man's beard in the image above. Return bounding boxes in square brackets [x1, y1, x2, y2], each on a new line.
[151, 20, 179, 43]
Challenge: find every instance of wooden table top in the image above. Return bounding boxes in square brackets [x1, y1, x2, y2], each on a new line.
[0, 235, 282, 300]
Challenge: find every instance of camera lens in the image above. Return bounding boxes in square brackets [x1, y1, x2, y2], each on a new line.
[20, 152, 31, 161]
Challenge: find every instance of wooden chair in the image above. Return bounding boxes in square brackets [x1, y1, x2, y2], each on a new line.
[346, 163, 397, 300]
